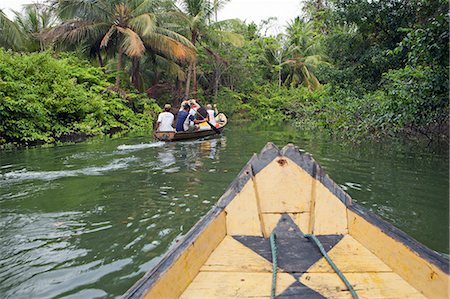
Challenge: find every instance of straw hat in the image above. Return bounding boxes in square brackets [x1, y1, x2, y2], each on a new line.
[164, 104, 171, 109]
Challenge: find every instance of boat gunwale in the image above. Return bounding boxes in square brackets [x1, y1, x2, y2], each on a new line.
[123, 142, 449, 298]
[122, 206, 224, 299]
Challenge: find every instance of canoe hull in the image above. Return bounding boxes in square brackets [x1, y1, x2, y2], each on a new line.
[154, 126, 224, 141]
[124, 143, 449, 299]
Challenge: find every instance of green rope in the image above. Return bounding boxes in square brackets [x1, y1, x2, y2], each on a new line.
[304, 234, 359, 299]
[269, 231, 277, 299]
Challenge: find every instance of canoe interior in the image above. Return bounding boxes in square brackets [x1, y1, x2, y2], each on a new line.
[125, 143, 449, 299]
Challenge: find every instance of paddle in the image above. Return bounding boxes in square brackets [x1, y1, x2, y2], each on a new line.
[194, 109, 221, 134]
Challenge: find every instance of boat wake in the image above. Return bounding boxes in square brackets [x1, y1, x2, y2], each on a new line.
[0, 157, 139, 185]
[117, 141, 165, 152]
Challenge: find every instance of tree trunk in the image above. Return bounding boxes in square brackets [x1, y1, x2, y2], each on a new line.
[191, 32, 198, 99]
[278, 67, 282, 87]
[185, 62, 192, 99]
[131, 57, 142, 91]
[115, 47, 123, 88]
[192, 60, 198, 99]
[214, 70, 219, 101]
[97, 51, 104, 68]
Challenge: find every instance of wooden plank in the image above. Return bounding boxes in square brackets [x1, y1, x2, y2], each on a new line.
[180, 272, 296, 298]
[200, 236, 272, 273]
[254, 157, 313, 214]
[307, 235, 392, 273]
[348, 208, 449, 299]
[225, 180, 263, 236]
[312, 180, 348, 235]
[260, 213, 282, 238]
[289, 212, 311, 234]
[142, 212, 227, 299]
[259, 212, 313, 238]
[300, 272, 427, 299]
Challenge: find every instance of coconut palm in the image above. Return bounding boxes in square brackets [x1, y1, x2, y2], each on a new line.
[13, 3, 57, 52]
[0, 10, 24, 50]
[172, 0, 242, 98]
[49, 0, 196, 89]
[282, 17, 326, 90]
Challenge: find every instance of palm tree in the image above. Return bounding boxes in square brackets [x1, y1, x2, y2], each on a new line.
[173, 0, 241, 98]
[13, 3, 57, 52]
[282, 17, 326, 90]
[0, 10, 24, 50]
[49, 0, 196, 89]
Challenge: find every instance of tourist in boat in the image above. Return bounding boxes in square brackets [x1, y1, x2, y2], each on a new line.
[193, 102, 211, 131]
[175, 103, 195, 132]
[189, 99, 200, 111]
[155, 104, 175, 132]
[206, 104, 218, 127]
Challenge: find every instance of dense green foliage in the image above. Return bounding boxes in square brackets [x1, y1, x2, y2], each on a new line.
[0, 0, 448, 146]
[212, 0, 449, 141]
[0, 50, 158, 145]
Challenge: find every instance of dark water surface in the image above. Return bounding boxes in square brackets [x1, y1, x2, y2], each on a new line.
[1, 122, 448, 298]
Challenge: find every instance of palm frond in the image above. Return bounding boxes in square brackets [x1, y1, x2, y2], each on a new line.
[155, 27, 195, 48]
[117, 27, 146, 57]
[209, 18, 242, 30]
[129, 0, 160, 16]
[55, 0, 111, 22]
[0, 10, 24, 49]
[166, 60, 186, 80]
[214, 30, 244, 47]
[144, 33, 196, 62]
[100, 25, 117, 48]
[129, 13, 156, 36]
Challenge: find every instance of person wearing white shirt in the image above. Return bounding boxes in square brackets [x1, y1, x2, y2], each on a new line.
[206, 104, 218, 126]
[156, 104, 175, 132]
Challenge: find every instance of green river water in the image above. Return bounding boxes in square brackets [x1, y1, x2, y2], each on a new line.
[0, 122, 448, 298]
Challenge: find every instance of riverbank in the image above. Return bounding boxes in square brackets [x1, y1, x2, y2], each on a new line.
[0, 50, 159, 148]
[216, 80, 448, 143]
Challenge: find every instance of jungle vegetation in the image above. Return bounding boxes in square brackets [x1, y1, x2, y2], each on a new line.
[0, 0, 448, 146]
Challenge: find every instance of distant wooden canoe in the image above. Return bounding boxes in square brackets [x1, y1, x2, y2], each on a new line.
[124, 143, 449, 299]
[154, 113, 227, 141]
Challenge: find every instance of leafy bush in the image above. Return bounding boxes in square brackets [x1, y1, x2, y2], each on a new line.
[0, 50, 158, 145]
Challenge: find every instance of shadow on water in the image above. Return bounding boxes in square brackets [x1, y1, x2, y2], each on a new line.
[0, 121, 448, 298]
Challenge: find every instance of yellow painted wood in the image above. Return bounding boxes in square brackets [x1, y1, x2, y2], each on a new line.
[348, 210, 449, 299]
[308, 235, 392, 273]
[312, 180, 348, 235]
[142, 212, 227, 299]
[254, 157, 313, 214]
[300, 272, 427, 299]
[259, 213, 310, 238]
[225, 180, 263, 236]
[289, 212, 311, 234]
[260, 213, 282, 238]
[308, 178, 318, 234]
[180, 272, 296, 299]
[200, 236, 272, 273]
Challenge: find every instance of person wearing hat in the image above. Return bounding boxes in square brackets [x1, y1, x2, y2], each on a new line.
[155, 104, 175, 132]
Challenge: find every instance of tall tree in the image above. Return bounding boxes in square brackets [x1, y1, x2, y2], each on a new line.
[13, 3, 57, 52]
[173, 0, 241, 98]
[49, 0, 196, 90]
[282, 17, 326, 90]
